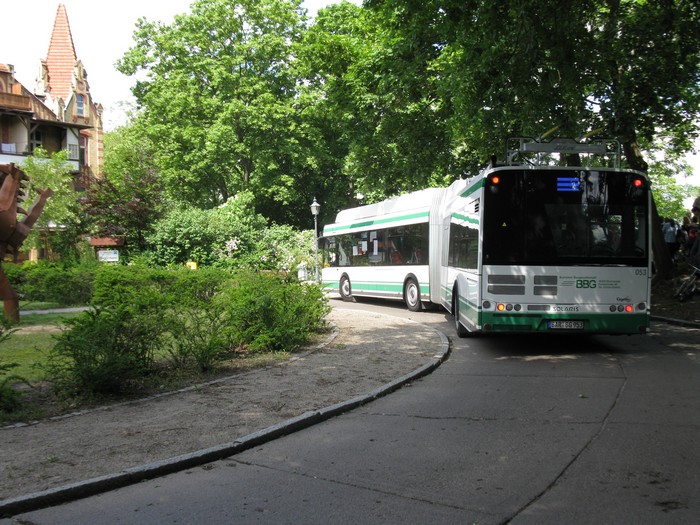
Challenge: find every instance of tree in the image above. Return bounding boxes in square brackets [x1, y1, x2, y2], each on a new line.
[117, 0, 307, 211]
[364, 0, 700, 275]
[81, 124, 164, 253]
[365, 0, 700, 166]
[646, 142, 698, 221]
[299, 1, 454, 203]
[21, 148, 84, 260]
[144, 191, 267, 267]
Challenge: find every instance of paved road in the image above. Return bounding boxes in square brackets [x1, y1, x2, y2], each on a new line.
[5, 298, 700, 524]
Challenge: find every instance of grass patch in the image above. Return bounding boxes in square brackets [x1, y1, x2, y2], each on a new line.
[0, 311, 82, 385]
[19, 301, 67, 311]
[0, 332, 55, 383]
[18, 311, 83, 328]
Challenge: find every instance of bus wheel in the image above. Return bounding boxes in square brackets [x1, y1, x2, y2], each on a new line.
[453, 294, 468, 338]
[404, 278, 422, 312]
[339, 275, 353, 301]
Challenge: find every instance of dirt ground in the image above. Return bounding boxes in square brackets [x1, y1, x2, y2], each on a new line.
[0, 309, 443, 502]
[649, 271, 700, 322]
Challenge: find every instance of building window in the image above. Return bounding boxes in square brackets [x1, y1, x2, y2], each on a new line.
[77, 94, 85, 116]
[30, 130, 42, 153]
[67, 144, 80, 160]
[80, 136, 87, 165]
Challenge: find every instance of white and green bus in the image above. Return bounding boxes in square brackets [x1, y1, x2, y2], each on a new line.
[320, 138, 652, 336]
[320, 186, 450, 312]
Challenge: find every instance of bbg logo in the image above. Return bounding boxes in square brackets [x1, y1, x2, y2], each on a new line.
[576, 279, 597, 289]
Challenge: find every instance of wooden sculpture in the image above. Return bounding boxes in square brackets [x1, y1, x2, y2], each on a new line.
[0, 163, 53, 322]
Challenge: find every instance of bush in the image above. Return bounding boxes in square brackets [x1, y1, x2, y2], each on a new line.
[46, 266, 330, 396]
[0, 317, 22, 412]
[2, 263, 25, 293]
[162, 268, 236, 371]
[5, 262, 94, 306]
[46, 264, 176, 395]
[224, 272, 329, 352]
[237, 225, 316, 273]
[91, 264, 175, 312]
[144, 192, 267, 267]
[48, 307, 164, 395]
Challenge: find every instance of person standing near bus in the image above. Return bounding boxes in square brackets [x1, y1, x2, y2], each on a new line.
[689, 226, 700, 268]
[663, 218, 680, 256]
[692, 197, 700, 224]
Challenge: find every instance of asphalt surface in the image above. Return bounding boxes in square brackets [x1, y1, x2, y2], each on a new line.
[1, 304, 698, 524]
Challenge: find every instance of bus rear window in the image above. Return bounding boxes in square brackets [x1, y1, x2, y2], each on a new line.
[482, 169, 648, 266]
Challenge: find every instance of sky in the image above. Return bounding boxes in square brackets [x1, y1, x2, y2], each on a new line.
[2, 0, 699, 201]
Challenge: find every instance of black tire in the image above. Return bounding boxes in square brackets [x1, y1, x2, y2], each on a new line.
[404, 277, 422, 312]
[339, 275, 352, 301]
[453, 293, 468, 338]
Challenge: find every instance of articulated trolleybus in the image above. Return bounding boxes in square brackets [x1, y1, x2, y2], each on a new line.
[320, 138, 652, 336]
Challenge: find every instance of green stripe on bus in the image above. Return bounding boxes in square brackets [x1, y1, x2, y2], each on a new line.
[480, 311, 649, 333]
[460, 178, 484, 198]
[323, 211, 430, 234]
[452, 213, 479, 225]
[324, 280, 429, 294]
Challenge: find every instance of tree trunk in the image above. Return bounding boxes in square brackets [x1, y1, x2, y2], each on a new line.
[622, 138, 673, 279]
[0, 267, 19, 323]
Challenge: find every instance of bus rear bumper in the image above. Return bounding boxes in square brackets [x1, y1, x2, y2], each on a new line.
[479, 312, 649, 334]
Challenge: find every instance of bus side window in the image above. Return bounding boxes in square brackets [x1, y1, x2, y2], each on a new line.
[449, 222, 478, 269]
[387, 239, 403, 264]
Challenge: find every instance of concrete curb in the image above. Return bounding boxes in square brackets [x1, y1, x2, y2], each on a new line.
[0, 321, 451, 518]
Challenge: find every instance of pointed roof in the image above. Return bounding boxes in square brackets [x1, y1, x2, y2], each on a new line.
[45, 3, 77, 103]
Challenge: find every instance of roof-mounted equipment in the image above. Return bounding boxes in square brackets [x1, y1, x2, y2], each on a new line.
[506, 137, 621, 169]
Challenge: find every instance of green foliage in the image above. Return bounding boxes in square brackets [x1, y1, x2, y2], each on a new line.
[90, 264, 174, 312]
[162, 268, 235, 371]
[82, 124, 164, 254]
[117, 0, 309, 213]
[224, 271, 329, 352]
[239, 225, 316, 272]
[21, 148, 85, 255]
[10, 262, 95, 306]
[49, 307, 163, 395]
[0, 316, 23, 412]
[115, 0, 347, 227]
[109, 0, 700, 226]
[47, 265, 329, 395]
[646, 143, 698, 220]
[2, 262, 25, 294]
[142, 206, 218, 266]
[143, 191, 267, 267]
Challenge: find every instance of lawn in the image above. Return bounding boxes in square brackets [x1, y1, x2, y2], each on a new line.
[1, 310, 83, 383]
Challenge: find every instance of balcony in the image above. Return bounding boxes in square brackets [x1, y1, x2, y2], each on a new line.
[0, 92, 31, 111]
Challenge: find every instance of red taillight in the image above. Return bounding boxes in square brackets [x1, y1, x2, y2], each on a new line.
[492, 176, 500, 185]
[625, 304, 633, 313]
[633, 178, 643, 188]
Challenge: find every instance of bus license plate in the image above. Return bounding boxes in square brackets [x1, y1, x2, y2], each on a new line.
[548, 320, 584, 330]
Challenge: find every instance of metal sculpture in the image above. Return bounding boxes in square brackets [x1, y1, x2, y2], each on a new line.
[0, 163, 53, 322]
